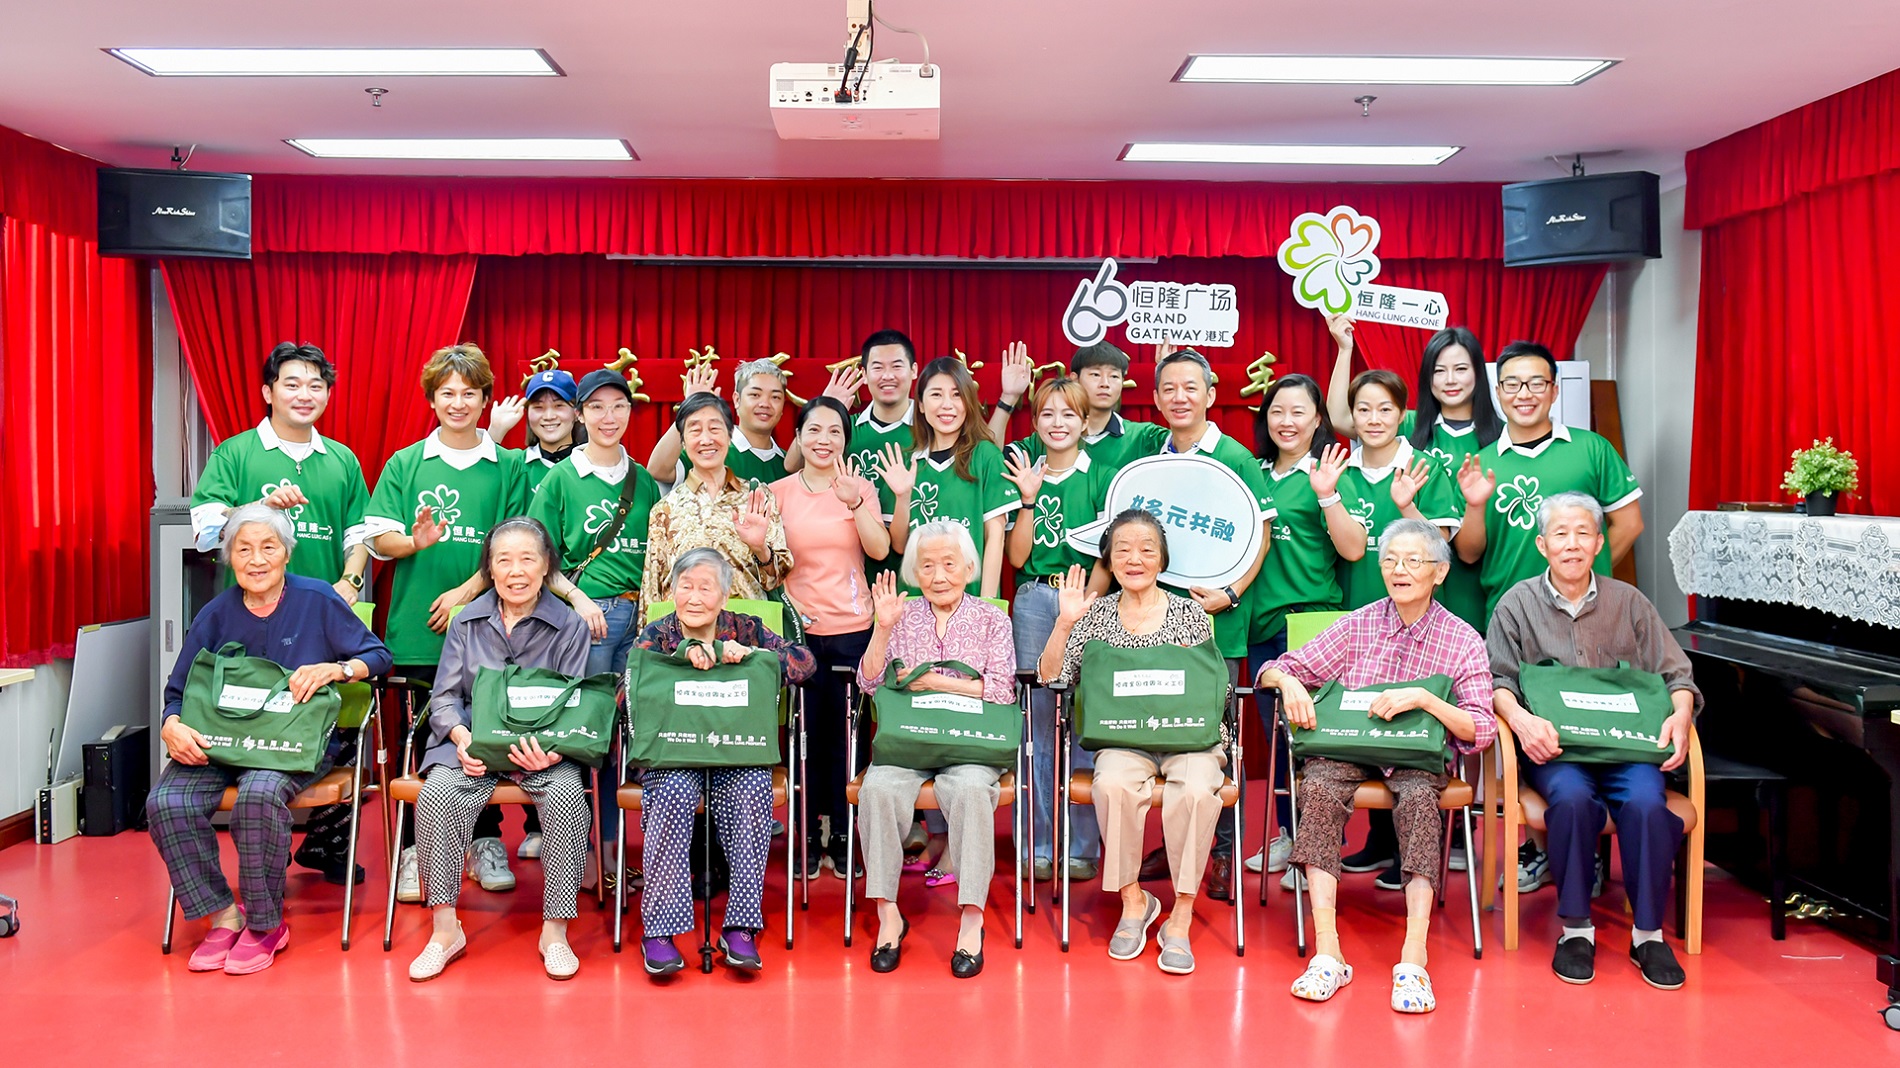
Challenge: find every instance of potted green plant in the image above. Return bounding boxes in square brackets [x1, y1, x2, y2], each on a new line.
[1781, 437, 1859, 517]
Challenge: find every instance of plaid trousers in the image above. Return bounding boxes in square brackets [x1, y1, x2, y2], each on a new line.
[146, 753, 333, 933]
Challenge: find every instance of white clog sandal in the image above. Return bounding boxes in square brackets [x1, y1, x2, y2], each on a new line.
[1290, 953, 1353, 1001]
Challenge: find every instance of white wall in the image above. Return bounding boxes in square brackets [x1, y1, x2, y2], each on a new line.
[1571, 183, 1702, 626]
[0, 664, 74, 819]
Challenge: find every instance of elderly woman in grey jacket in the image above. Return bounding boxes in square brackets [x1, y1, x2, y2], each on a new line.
[407, 517, 594, 982]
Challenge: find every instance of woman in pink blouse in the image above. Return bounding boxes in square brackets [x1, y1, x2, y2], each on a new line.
[855, 520, 1015, 978]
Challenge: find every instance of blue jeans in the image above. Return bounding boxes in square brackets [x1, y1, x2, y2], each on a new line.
[589, 595, 640, 842]
[1012, 580, 1098, 863]
[1523, 760, 1683, 930]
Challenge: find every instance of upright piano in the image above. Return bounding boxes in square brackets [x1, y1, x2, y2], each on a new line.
[1669, 509, 1900, 1019]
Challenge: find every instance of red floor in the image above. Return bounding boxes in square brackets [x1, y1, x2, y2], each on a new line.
[3, 802, 1896, 1064]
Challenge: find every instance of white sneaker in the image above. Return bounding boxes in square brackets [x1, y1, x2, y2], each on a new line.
[517, 832, 543, 860]
[396, 846, 422, 904]
[1280, 866, 1307, 891]
[1245, 831, 1294, 874]
[1448, 843, 1469, 873]
[468, 837, 516, 892]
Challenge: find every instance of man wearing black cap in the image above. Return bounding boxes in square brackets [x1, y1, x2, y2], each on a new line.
[987, 341, 1162, 477]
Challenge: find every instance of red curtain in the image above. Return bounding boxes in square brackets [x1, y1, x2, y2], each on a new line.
[462, 254, 1603, 452]
[252, 175, 1511, 260]
[1686, 68, 1900, 515]
[163, 253, 479, 485]
[0, 219, 149, 666]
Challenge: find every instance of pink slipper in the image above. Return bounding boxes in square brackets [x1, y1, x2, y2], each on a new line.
[924, 868, 957, 888]
[902, 856, 932, 874]
[224, 922, 290, 975]
[188, 925, 242, 972]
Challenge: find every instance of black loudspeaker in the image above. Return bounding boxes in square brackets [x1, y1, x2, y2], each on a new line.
[97, 167, 252, 259]
[1502, 171, 1660, 266]
[81, 725, 151, 836]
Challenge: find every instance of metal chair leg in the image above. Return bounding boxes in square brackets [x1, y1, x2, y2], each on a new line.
[614, 808, 627, 952]
[593, 765, 607, 910]
[1438, 809, 1454, 909]
[842, 683, 859, 949]
[340, 719, 370, 951]
[700, 768, 716, 974]
[1014, 727, 1025, 950]
[1464, 805, 1483, 959]
[162, 886, 178, 954]
[797, 689, 810, 913]
[381, 797, 407, 952]
[1287, 724, 1306, 958]
[1059, 702, 1071, 953]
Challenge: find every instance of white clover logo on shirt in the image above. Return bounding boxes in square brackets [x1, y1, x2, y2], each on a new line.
[260, 479, 305, 520]
[1348, 498, 1377, 531]
[1494, 474, 1544, 530]
[911, 482, 941, 523]
[583, 501, 615, 536]
[854, 449, 884, 487]
[1033, 492, 1065, 547]
[417, 484, 462, 527]
[1426, 446, 1456, 477]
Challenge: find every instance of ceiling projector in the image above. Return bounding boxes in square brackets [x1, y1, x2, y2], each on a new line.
[769, 61, 940, 140]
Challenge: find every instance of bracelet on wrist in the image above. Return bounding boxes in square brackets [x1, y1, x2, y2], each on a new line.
[1316, 492, 1342, 508]
[996, 400, 1017, 414]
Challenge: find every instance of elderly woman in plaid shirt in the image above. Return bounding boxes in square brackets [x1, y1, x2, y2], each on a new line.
[1255, 518, 1495, 1015]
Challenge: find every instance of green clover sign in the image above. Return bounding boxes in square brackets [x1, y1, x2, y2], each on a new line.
[1276, 205, 1383, 316]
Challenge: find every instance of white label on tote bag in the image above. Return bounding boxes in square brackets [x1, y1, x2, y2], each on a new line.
[912, 694, 983, 714]
[1339, 690, 1379, 712]
[1113, 670, 1186, 697]
[508, 685, 583, 709]
[218, 685, 296, 714]
[675, 680, 751, 707]
[1559, 690, 1640, 714]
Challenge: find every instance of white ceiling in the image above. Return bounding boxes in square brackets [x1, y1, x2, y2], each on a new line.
[2, 0, 1895, 182]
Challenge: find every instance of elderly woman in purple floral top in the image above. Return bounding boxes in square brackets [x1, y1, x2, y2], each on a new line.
[632, 548, 814, 978]
[856, 520, 1015, 979]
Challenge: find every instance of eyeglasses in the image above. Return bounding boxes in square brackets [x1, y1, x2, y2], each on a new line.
[1379, 555, 1437, 573]
[1498, 377, 1552, 396]
[584, 402, 632, 416]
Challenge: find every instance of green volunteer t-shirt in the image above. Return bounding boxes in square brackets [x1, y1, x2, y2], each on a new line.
[1152, 425, 1270, 659]
[1478, 425, 1641, 621]
[1003, 439, 1108, 579]
[905, 439, 1021, 594]
[1251, 459, 1344, 643]
[522, 443, 567, 493]
[848, 406, 915, 582]
[527, 450, 663, 601]
[1015, 414, 1167, 482]
[1395, 409, 1490, 628]
[190, 422, 369, 584]
[367, 434, 531, 665]
[1334, 442, 1464, 611]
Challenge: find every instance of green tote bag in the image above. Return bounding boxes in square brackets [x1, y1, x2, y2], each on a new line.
[1518, 660, 1674, 765]
[467, 665, 619, 769]
[870, 660, 1021, 770]
[1073, 638, 1227, 753]
[624, 640, 783, 769]
[179, 642, 341, 774]
[1289, 675, 1454, 772]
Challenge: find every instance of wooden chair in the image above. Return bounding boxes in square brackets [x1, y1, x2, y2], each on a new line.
[1485, 718, 1705, 953]
[161, 678, 380, 953]
[611, 598, 806, 967]
[1052, 681, 1248, 956]
[834, 666, 1031, 949]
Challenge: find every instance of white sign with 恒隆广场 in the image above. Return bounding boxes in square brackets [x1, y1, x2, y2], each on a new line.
[1066, 454, 1265, 590]
[1060, 258, 1240, 349]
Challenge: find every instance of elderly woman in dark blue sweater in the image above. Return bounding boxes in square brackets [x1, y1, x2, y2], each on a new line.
[148, 503, 390, 976]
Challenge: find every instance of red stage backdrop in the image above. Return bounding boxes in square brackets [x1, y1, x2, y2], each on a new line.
[1686, 67, 1900, 515]
[0, 126, 150, 666]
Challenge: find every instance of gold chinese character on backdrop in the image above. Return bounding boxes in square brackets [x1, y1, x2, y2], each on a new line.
[1238, 350, 1279, 405]
[605, 347, 652, 401]
[521, 349, 561, 389]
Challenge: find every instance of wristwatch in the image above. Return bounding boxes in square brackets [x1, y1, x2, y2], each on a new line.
[338, 660, 356, 681]
[1221, 586, 1240, 612]
[342, 571, 365, 592]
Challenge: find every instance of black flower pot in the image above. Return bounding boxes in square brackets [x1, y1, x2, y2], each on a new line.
[1804, 491, 1838, 517]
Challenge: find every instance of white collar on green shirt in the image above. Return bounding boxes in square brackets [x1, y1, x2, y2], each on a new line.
[1495, 421, 1573, 459]
[734, 427, 786, 461]
[1347, 438, 1416, 483]
[256, 418, 327, 455]
[1161, 422, 1223, 455]
[856, 401, 914, 430]
[571, 445, 630, 484]
[1041, 449, 1091, 484]
[1085, 412, 1125, 444]
[1264, 454, 1315, 482]
[421, 428, 498, 470]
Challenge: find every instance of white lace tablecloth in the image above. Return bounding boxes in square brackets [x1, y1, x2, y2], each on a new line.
[1668, 510, 1900, 628]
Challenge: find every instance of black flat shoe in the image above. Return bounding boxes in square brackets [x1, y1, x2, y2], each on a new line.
[869, 918, 909, 973]
[1630, 939, 1685, 990]
[951, 930, 985, 979]
[1552, 935, 1596, 984]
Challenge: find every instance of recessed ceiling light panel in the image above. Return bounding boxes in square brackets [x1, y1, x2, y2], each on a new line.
[285, 138, 633, 160]
[1176, 55, 1615, 86]
[1120, 143, 1461, 166]
[108, 47, 561, 77]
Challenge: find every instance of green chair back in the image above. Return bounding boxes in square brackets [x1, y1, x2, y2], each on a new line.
[1286, 611, 1349, 653]
[981, 596, 1009, 614]
[352, 601, 375, 627]
[643, 597, 786, 637]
